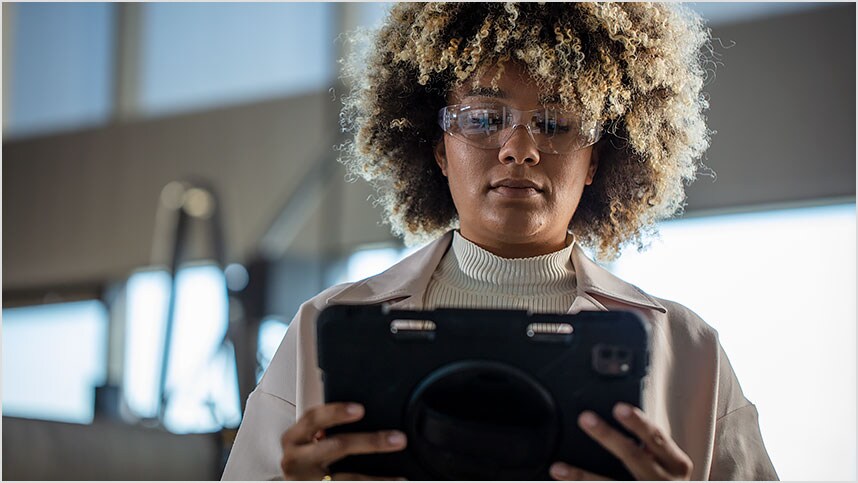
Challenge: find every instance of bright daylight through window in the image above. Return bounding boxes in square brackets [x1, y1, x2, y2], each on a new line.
[124, 264, 241, 434]
[3, 300, 108, 424]
[605, 203, 855, 481]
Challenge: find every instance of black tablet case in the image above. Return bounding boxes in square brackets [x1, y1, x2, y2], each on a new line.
[316, 304, 650, 480]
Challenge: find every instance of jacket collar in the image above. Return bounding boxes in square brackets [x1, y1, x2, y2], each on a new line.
[327, 231, 666, 314]
[569, 243, 666, 313]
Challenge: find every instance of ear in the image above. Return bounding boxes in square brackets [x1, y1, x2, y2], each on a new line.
[584, 143, 600, 186]
[434, 139, 448, 177]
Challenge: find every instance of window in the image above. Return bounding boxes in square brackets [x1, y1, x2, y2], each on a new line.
[356, 2, 392, 28]
[607, 203, 856, 481]
[334, 243, 424, 285]
[5, 3, 386, 134]
[123, 263, 241, 433]
[5, 3, 115, 138]
[257, 317, 289, 383]
[2, 300, 108, 424]
[138, 3, 334, 117]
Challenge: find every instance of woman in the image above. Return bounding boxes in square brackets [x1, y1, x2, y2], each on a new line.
[223, 3, 778, 480]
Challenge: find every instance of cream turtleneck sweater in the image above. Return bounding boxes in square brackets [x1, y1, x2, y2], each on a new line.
[423, 231, 577, 312]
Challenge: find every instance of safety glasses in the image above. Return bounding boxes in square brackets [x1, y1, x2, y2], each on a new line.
[438, 102, 602, 154]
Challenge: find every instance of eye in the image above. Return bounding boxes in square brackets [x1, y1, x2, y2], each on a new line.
[460, 107, 503, 134]
[529, 111, 545, 134]
[552, 115, 572, 134]
[542, 110, 572, 134]
[530, 110, 565, 135]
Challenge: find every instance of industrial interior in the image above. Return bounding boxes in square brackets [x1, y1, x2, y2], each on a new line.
[2, 3, 855, 480]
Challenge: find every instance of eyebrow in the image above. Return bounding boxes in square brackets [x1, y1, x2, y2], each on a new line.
[461, 86, 506, 99]
[460, 87, 563, 105]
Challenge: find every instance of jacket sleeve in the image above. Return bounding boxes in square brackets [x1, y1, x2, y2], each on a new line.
[220, 388, 296, 480]
[708, 346, 779, 481]
[710, 404, 779, 480]
[220, 281, 350, 480]
[221, 304, 303, 480]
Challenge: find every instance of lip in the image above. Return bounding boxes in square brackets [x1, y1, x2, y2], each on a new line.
[489, 178, 544, 198]
[490, 178, 543, 190]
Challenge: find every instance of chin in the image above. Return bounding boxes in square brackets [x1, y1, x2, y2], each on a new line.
[489, 219, 548, 242]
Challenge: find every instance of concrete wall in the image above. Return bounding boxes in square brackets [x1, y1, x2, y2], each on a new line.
[3, 4, 854, 291]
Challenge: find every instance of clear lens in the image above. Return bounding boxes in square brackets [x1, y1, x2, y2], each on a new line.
[459, 106, 503, 136]
[439, 103, 601, 154]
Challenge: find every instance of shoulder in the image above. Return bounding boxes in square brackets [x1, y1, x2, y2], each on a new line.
[648, 294, 719, 346]
[571, 243, 720, 348]
[644, 291, 753, 413]
[640, 292, 724, 383]
[300, 281, 356, 313]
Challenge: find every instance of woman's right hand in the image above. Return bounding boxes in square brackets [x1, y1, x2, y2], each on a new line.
[280, 402, 408, 480]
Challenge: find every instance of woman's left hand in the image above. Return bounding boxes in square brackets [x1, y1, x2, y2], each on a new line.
[549, 403, 693, 481]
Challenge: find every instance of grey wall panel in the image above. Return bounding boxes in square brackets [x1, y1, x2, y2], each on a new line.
[3, 92, 331, 289]
[684, 4, 855, 213]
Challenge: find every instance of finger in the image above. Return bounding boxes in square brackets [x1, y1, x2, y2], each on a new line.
[282, 403, 365, 446]
[290, 430, 408, 468]
[613, 403, 693, 477]
[577, 410, 671, 480]
[280, 447, 327, 481]
[331, 473, 407, 481]
[549, 462, 610, 481]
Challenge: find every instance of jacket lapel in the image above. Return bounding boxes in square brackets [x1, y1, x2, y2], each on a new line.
[570, 244, 667, 314]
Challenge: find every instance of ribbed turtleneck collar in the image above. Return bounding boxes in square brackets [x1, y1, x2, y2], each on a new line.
[432, 231, 577, 296]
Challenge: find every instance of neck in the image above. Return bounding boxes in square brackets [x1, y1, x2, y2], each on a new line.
[458, 228, 570, 258]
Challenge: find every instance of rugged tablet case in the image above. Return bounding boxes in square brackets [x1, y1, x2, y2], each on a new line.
[316, 304, 650, 481]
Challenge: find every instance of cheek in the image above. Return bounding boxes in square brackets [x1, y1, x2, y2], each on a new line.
[447, 168, 483, 207]
[545, 158, 593, 208]
[444, 144, 487, 196]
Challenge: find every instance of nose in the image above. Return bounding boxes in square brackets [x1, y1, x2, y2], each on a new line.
[498, 125, 540, 166]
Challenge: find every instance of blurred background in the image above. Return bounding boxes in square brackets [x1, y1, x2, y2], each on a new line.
[1, 2, 855, 480]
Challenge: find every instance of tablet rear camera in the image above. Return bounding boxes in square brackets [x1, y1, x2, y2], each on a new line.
[592, 344, 634, 377]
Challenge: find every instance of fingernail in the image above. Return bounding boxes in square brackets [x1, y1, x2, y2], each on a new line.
[346, 403, 363, 416]
[550, 463, 570, 478]
[387, 431, 406, 446]
[615, 403, 632, 418]
[580, 411, 598, 428]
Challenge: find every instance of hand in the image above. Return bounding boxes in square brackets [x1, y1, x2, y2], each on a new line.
[280, 402, 408, 480]
[549, 403, 693, 481]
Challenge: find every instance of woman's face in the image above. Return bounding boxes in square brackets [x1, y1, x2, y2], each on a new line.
[434, 63, 598, 258]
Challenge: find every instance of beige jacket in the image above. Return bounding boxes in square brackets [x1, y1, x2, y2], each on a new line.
[222, 232, 778, 480]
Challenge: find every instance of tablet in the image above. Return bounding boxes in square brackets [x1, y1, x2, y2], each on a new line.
[316, 304, 650, 480]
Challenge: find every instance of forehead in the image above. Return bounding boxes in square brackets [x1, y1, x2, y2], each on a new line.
[450, 63, 561, 105]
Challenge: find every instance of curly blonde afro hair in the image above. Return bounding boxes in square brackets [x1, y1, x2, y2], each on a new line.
[339, 2, 712, 260]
